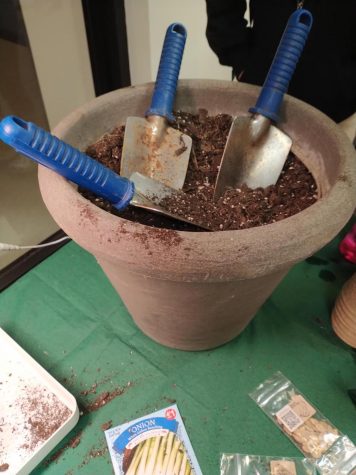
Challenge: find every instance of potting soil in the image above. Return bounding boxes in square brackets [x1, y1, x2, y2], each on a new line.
[81, 110, 317, 231]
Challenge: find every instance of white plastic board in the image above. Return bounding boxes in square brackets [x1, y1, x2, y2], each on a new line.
[0, 328, 79, 475]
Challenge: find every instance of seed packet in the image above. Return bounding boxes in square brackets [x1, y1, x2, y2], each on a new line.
[105, 404, 202, 475]
[220, 453, 317, 475]
[249, 372, 356, 474]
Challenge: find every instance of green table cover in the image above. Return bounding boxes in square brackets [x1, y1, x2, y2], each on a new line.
[1, 219, 355, 475]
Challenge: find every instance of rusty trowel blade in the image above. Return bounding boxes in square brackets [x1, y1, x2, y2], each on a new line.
[213, 116, 292, 200]
[121, 116, 192, 190]
[129, 172, 210, 230]
[130, 171, 178, 203]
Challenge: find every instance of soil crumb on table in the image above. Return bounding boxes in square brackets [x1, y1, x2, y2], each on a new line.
[100, 420, 112, 431]
[43, 432, 82, 467]
[81, 110, 317, 231]
[84, 386, 129, 413]
[0, 464, 9, 472]
[79, 443, 108, 469]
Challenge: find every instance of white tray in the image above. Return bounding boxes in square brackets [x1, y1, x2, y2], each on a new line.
[0, 328, 79, 475]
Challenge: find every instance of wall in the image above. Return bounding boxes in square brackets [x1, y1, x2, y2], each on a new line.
[124, 0, 152, 85]
[20, 0, 95, 129]
[124, 0, 231, 85]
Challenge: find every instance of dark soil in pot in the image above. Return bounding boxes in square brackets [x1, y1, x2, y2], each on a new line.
[80, 110, 318, 231]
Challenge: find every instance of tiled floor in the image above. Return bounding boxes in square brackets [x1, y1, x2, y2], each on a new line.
[0, 38, 58, 270]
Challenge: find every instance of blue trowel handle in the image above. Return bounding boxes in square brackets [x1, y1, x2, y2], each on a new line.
[249, 9, 313, 123]
[146, 23, 187, 121]
[0, 116, 134, 210]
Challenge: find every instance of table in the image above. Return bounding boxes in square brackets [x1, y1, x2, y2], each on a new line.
[1, 219, 355, 475]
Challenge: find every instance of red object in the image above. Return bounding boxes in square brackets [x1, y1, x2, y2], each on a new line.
[340, 224, 356, 264]
[165, 408, 176, 420]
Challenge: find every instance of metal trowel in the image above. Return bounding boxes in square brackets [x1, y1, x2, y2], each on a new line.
[0, 116, 208, 229]
[121, 23, 192, 190]
[214, 9, 313, 199]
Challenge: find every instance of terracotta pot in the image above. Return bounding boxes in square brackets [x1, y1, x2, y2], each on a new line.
[332, 273, 356, 347]
[38, 80, 356, 351]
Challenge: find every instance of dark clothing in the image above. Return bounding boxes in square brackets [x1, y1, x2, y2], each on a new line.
[206, 0, 356, 122]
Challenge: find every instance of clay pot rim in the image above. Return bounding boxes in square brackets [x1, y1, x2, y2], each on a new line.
[39, 80, 356, 272]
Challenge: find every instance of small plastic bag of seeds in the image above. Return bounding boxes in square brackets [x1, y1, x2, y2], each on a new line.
[220, 453, 317, 475]
[315, 434, 356, 475]
[249, 372, 356, 474]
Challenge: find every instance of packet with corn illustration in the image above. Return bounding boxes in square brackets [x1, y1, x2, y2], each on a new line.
[105, 404, 202, 475]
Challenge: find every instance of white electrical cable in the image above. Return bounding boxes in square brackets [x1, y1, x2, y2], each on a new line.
[0, 236, 70, 251]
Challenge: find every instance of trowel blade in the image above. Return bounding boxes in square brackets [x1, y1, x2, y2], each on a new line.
[130, 172, 210, 230]
[213, 116, 292, 199]
[121, 117, 192, 190]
